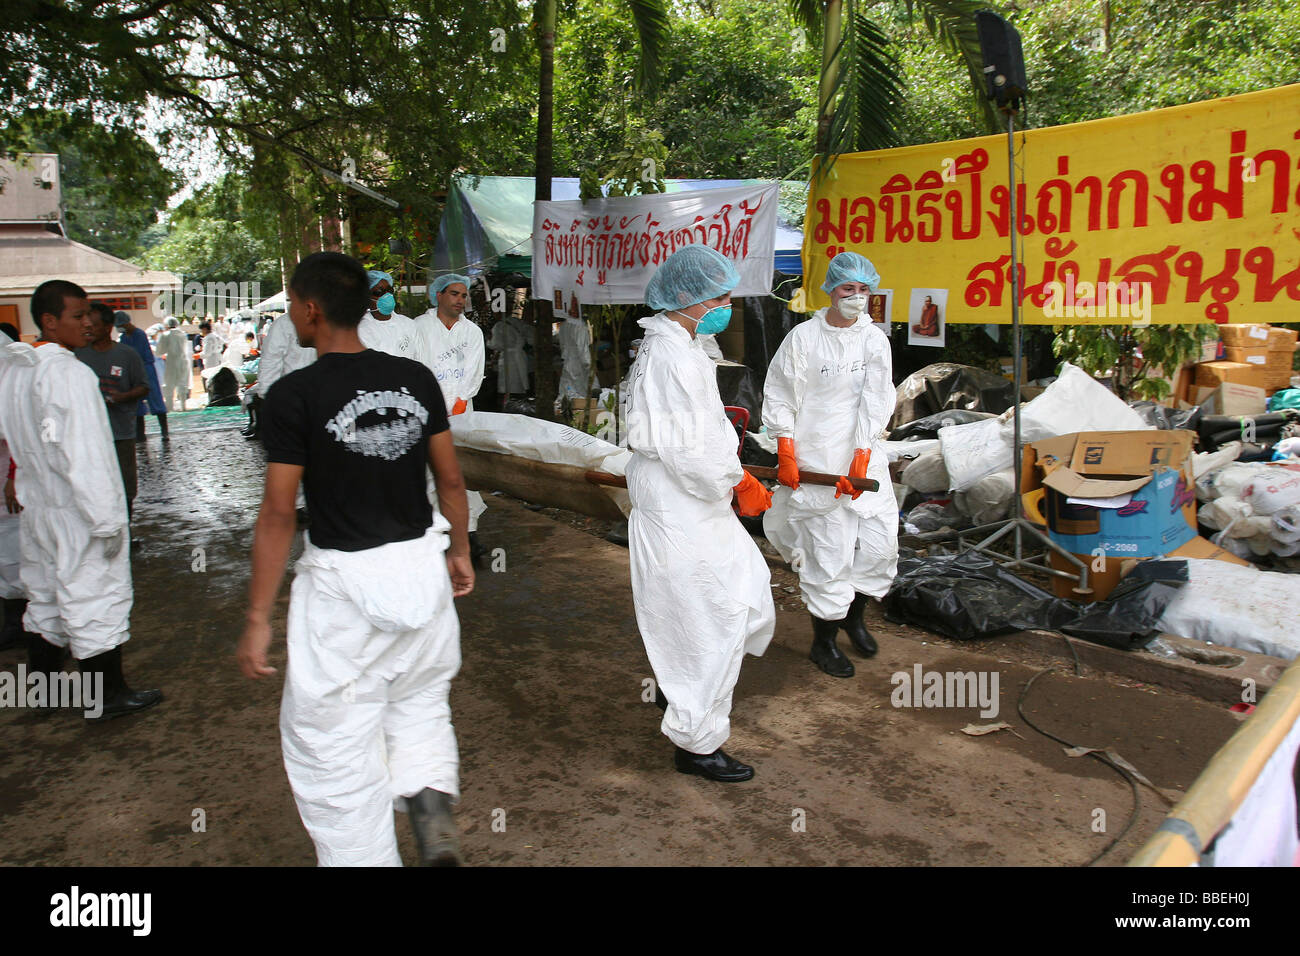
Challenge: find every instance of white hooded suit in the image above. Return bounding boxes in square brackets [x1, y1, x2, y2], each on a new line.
[761, 308, 899, 620]
[625, 314, 774, 754]
[0, 340, 132, 658]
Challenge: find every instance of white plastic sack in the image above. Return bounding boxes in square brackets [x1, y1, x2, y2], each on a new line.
[901, 448, 951, 494]
[953, 469, 1015, 524]
[938, 416, 1009, 492]
[451, 410, 630, 476]
[1212, 462, 1276, 501]
[938, 362, 1150, 492]
[1198, 496, 1253, 532]
[1019, 362, 1149, 440]
[1156, 559, 1300, 660]
[1271, 506, 1300, 543]
[882, 438, 940, 463]
[1193, 441, 1242, 481]
[1240, 469, 1300, 516]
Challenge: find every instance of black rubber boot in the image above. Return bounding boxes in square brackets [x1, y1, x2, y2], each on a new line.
[158, 413, 169, 441]
[78, 647, 163, 721]
[241, 398, 259, 438]
[809, 614, 854, 678]
[673, 747, 755, 782]
[842, 592, 878, 658]
[1, 598, 27, 651]
[407, 788, 462, 866]
[26, 632, 64, 675]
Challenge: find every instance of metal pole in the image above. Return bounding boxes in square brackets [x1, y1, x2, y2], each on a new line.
[1006, 108, 1023, 561]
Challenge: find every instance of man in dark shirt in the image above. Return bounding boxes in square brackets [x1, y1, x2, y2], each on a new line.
[76, 303, 149, 519]
[237, 252, 474, 867]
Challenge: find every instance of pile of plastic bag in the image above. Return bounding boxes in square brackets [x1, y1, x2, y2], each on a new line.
[1194, 442, 1300, 563]
[894, 363, 1150, 530]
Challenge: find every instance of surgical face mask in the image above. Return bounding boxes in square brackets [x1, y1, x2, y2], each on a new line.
[375, 292, 396, 315]
[678, 304, 731, 336]
[837, 294, 868, 320]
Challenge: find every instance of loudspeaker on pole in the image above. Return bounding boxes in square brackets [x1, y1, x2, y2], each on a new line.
[976, 10, 1028, 109]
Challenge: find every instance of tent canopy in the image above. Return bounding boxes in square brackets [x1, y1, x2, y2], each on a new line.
[432, 176, 806, 280]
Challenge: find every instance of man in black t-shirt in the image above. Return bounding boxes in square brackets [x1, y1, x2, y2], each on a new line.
[237, 252, 474, 867]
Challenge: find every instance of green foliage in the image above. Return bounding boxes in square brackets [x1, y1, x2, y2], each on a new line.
[140, 173, 280, 292]
[555, 0, 819, 180]
[1052, 323, 1217, 402]
[2, 110, 175, 261]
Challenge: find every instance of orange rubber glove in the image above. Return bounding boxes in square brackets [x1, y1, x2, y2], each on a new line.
[734, 470, 773, 516]
[835, 448, 871, 500]
[776, 437, 800, 489]
[451, 398, 468, 416]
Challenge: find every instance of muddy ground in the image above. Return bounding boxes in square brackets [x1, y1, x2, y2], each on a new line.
[0, 413, 1245, 866]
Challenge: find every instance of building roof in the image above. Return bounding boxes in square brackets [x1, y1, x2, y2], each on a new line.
[0, 227, 179, 295]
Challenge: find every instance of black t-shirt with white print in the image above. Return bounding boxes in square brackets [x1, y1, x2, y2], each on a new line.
[261, 349, 450, 552]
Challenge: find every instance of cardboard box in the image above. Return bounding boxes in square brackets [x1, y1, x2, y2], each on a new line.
[1191, 382, 1267, 416]
[1267, 327, 1299, 350]
[1021, 430, 1198, 601]
[998, 356, 1029, 381]
[1219, 324, 1273, 347]
[1195, 361, 1271, 390]
[1223, 345, 1269, 366]
[1200, 339, 1222, 362]
[569, 398, 604, 428]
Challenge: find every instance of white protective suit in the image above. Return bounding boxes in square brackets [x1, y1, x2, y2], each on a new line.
[761, 308, 899, 620]
[255, 313, 317, 397]
[488, 315, 530, 394]
[625, 313, 775, 754]
[0, 439, 20, 600]
[280, 522, 461, 867]
[420, 311, 487, 532]
[697, 333, 725, 363]
[557, 316, 592, 399]
[201, 332, 224, 370]
[358, 312, 424, 365]
[0, 340, 132, 659]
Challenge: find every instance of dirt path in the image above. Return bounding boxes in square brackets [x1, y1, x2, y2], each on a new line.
[0, 426, 1243, 865]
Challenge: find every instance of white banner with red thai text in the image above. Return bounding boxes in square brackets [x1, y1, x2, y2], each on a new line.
[533, 183, 778, 308]
[801, 84, 1300, 324]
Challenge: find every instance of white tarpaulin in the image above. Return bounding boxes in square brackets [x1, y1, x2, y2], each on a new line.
[532, 183, 779, 307]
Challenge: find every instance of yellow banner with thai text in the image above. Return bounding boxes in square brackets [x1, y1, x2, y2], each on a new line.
[801, 84, 1300, 325]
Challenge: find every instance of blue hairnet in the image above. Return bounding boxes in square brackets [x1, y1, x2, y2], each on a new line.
[644, 245, 741, 311]
[820, 252, 880, 293]
[367, 270, 393, 290]
[430, 273, 470, 302]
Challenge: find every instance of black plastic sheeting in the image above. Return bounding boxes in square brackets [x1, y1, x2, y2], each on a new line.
[882, 551, 1188, 651]
[890, 363, 1016, 431]
[889, 409, 997, 442]
[1129, 401, 1202, 432]
[1197, 410, 1298, 453]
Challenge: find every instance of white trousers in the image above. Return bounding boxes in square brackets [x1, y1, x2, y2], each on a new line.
[764, 492, 899, 621]
[280, 533, 461, 867]
[20, 508, 130, 658]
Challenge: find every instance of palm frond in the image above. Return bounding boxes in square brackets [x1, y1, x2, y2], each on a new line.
[906, 0, 1001, 131]
[627, 0, 671, 95]
[787, 0, 823, 45]
[818, 6, 905, 178]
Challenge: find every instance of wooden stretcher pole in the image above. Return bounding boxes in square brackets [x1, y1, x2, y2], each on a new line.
[585, 467, 878, 492]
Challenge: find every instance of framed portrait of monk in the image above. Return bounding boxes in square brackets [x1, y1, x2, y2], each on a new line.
[907, 288, 947, 347]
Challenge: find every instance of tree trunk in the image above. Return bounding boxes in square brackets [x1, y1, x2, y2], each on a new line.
[531, 0, 559, 422]
[816, 0, 843, 157]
